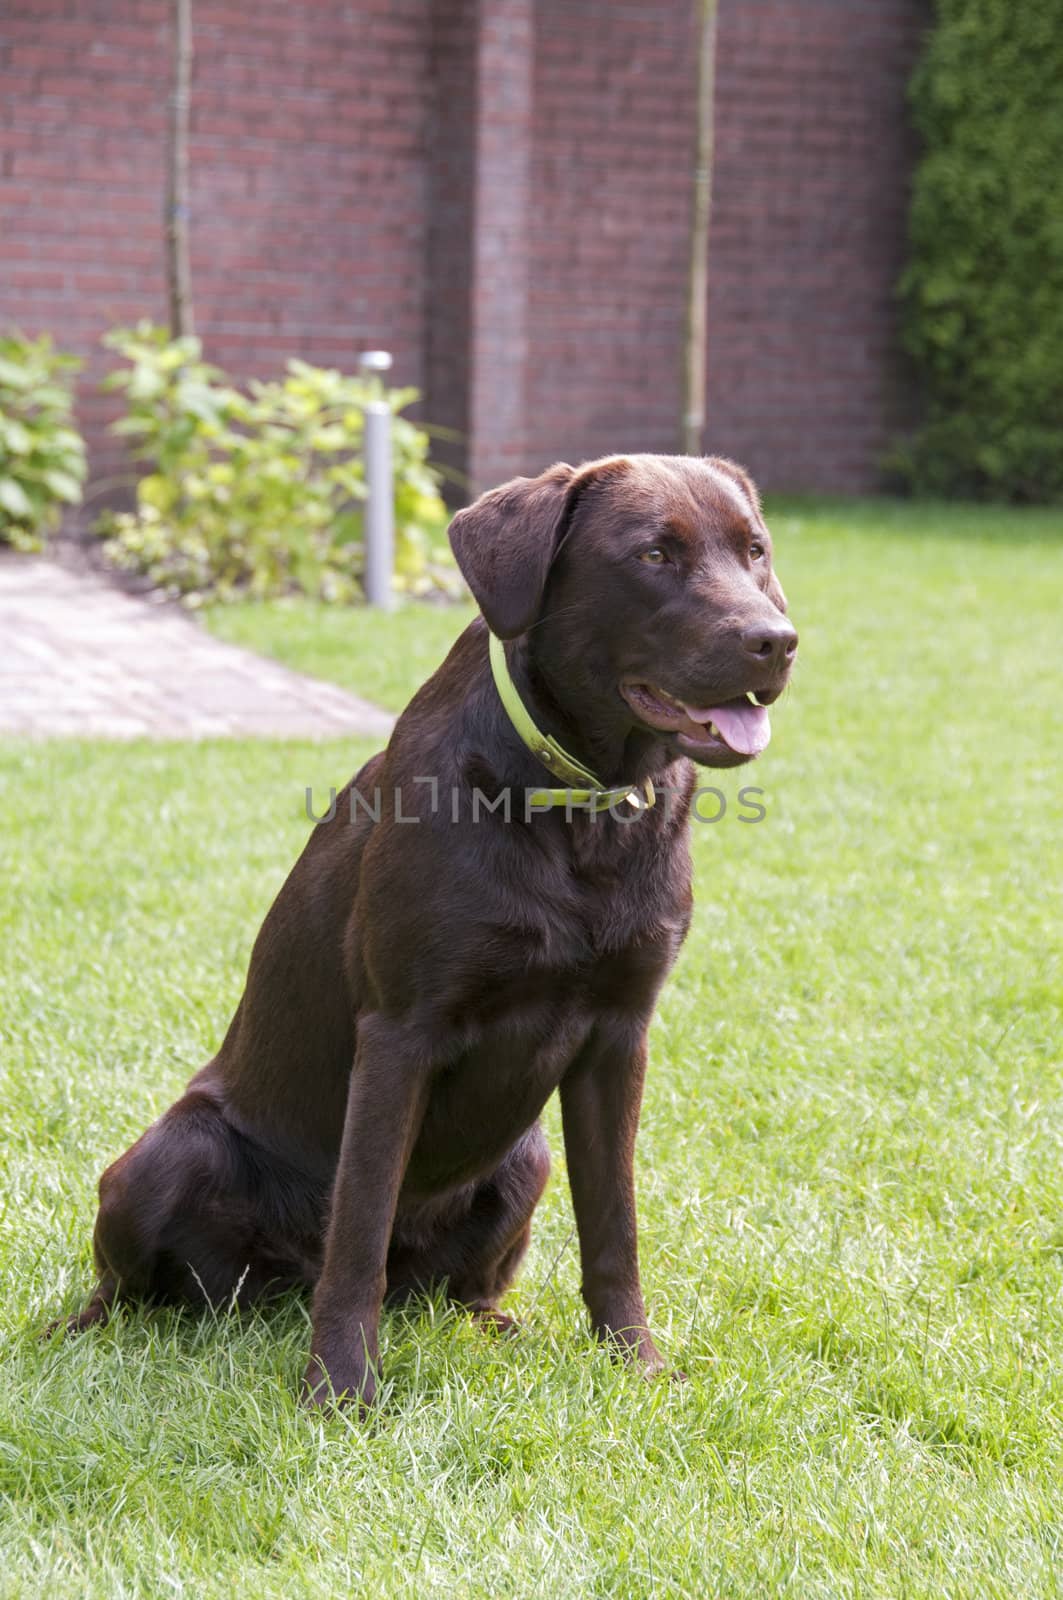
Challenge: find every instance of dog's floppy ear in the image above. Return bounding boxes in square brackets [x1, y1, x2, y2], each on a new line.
[448, 462, 577, 639]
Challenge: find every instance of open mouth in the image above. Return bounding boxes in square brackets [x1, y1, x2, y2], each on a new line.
[619, 681, 771, 759]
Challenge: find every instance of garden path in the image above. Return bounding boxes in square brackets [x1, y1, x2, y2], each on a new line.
[0, 554, 395, 740]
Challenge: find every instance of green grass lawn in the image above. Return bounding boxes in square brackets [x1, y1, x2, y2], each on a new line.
[2, 499, 1061, 1597]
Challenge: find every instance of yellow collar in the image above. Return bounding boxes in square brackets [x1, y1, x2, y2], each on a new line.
[488, 632, 655, 815]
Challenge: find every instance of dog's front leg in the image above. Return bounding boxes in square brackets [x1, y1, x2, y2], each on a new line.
[302, 1014, 429, 1412]
[559, 1018, 664, 1374]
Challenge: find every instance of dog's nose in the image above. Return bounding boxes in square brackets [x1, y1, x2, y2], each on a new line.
[741, 618, 798, 668]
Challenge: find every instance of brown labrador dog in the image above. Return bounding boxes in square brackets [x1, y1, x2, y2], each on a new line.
[57, 453, 797, 1409]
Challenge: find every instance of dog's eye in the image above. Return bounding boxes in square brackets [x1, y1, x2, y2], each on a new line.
[640, 547, 669, 566]
[749, 541, 765, 561]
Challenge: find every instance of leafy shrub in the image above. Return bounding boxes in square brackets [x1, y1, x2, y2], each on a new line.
[896, 0, 1063, 501]
[0, 334, 86, 549]
[99, 324, 455, 603]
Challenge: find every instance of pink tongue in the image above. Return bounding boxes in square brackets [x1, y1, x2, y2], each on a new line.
[682, 699, 771, 755]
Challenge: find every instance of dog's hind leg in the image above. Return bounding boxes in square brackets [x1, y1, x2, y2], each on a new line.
[47, 1098, 209, 1336]
[46, 1114, 186, 1338]
[50, 1086, 315, 1334]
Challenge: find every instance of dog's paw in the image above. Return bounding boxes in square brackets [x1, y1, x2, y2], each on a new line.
[635, 1349, 668, 1379]
[40, 1299, 112, 1342]
[470, 1307, 521, 1338]
[300, 1353, 377, 1416]
[630, 1349, 687, 1386]
[596, 1323, 669, 1375]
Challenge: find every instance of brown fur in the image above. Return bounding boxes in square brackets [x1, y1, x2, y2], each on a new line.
[55, 454, 797, 1410]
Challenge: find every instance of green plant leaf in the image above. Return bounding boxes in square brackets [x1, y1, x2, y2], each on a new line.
[0, 418, 33, 455]
[41, 469, 84, 504]
[0, 476, 34, 518]
[0, 356, 32, 390]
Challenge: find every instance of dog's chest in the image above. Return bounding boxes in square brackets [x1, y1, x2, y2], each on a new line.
[540, 810, 691, 960]
[461, 825, 690, 1024]
[405, 831, 690, 1188]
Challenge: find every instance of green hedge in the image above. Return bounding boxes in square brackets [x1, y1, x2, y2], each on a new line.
[897, 0, 1063, 501]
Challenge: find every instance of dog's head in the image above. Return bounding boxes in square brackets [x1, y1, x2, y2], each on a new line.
[449, 454, 797, 770]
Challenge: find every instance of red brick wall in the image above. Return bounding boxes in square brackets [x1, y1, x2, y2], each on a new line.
[0, 0, 925, 501]
[465, 0, 534, 490]
[424, 0, 538, 496]
[523, 0, 697, 476]
[424, 0, 477, 486]
[521, 0, 924, 494]
[708, 0, 925, 492]
[0, 0, 431, 488]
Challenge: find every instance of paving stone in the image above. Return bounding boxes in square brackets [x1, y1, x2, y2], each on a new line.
[0, 553, 396, 742]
